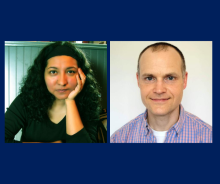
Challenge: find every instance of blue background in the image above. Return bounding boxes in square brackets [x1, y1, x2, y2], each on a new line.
[1, 1, 219, 184]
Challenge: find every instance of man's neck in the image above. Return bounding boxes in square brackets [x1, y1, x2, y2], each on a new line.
[147, 106, 180, 131]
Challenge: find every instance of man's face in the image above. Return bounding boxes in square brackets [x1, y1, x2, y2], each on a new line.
[137, 47, 188, 117]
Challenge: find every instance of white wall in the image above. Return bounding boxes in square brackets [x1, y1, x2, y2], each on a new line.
[110, 41, 212, 136]
[5, 45, 40, 141]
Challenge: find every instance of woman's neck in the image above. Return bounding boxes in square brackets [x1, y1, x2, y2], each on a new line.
[48, 99, 66, 124]
[50, 99, 66, 112]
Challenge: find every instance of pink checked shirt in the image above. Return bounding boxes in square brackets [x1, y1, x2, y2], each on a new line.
[110, 105, 212, 143]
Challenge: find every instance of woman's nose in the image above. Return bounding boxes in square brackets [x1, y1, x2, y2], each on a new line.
[57, 73, 67, 86]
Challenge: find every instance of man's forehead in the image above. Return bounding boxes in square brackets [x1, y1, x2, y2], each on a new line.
[140, 66, 181, 77]
[139, 47, 182, 74]
[140, 46, 181, 61]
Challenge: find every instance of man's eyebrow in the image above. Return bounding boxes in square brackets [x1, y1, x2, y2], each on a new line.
[141, 72, 179, 77]
[164, 72, 179, 77]
[141, 73, 155, 77]
[47, 66, 78, 70]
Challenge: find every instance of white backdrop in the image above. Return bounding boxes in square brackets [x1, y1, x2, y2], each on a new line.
[110, 41, 212, 136]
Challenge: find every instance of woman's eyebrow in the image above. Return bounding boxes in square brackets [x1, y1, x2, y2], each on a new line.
[47, 66, 78, 70]
[47, 67, 57, 70]
[66, 67, 78, 69]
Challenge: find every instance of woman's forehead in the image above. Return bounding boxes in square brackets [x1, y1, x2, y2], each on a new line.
[47, 55, 78, 68]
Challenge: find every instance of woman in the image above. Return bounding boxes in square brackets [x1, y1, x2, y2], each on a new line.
[5, 41, 101, 143]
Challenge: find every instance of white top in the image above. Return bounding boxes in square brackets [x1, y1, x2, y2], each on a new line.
[151, 128, 168, 143]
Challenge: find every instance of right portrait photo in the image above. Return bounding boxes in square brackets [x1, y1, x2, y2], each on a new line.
[110, 41, 212, 143]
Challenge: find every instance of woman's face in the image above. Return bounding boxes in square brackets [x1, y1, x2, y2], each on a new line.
[44, 55, 78, 100]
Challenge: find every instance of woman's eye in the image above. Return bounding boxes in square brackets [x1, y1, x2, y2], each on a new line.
[49, 71, 57, 75]
[67, 70, 76, 74]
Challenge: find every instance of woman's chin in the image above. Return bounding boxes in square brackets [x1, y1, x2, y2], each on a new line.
[54, 94, 69, 100]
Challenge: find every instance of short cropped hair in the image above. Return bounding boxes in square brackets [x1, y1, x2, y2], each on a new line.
[137, 42, 186, 77]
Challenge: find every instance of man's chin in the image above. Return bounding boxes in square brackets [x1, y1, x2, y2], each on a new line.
[148, 107, 170, 116]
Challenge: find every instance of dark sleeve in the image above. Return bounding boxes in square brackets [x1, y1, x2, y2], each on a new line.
[5, 95, 27, 143]
[65, 122, 98, 143]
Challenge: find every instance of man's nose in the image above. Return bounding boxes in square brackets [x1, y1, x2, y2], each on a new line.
[57, 73, 67, 86]
[153, 80, 166, 94]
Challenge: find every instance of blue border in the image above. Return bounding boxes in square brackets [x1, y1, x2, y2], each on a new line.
[1, 2, 219, 183]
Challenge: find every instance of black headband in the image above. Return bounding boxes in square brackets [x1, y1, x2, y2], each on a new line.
[45, 45, 76, 61]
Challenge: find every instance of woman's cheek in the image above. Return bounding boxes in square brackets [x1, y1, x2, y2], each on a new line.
[68, 77, 77, 89]
[45, 77, 57, 92]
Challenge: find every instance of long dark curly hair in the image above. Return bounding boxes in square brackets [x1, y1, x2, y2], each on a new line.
[19, 41, 101, 127]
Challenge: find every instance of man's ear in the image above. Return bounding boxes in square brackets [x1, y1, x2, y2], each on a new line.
[136, 72, 140, 88]
[183, 71, 188, 89]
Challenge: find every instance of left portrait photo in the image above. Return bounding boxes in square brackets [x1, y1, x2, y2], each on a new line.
[5, 41, 107, 143]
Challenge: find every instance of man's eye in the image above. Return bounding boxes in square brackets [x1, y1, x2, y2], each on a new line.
[146, 77, 153, 81]
[167, 76, 175, 80]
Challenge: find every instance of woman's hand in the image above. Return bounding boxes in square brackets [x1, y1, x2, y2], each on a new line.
[22, 140, 62, 143]
[52, 140, 62, 143]
[67, 68, 86, 100]
[65, 68, 85, 136]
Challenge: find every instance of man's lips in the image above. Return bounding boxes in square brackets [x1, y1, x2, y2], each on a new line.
[150, 98, 170, 102]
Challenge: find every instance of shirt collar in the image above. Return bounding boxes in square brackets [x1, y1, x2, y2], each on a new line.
[172, 104, 186, 135]
[142, 104, 186, 135]
[142, 109, 150, 135]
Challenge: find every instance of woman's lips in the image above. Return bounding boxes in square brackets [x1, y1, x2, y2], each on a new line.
[56, 89, 68, 93]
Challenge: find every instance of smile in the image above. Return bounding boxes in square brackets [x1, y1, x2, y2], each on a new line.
[150, 98, 170, 103]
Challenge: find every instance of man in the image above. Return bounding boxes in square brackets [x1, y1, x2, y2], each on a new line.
[110, 42, 212, 143]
